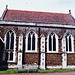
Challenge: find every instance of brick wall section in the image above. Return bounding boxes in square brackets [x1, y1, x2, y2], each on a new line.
[24, 53, 39, 64]
[74, 40, 75, 52]
[0, 25, 75, 66]
[67, 54, 75, 65]
[46, 54, 62, 66]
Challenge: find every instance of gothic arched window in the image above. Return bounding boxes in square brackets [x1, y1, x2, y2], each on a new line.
[26, 30, 38, 52]
[65, 34, 73, 52]
[5, 30, 16, 62]
[47, 32, 58, 52]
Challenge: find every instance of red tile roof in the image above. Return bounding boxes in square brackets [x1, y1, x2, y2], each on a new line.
[3, 9, 75, 24]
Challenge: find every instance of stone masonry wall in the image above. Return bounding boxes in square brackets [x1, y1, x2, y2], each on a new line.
[0, 24, 75, 67]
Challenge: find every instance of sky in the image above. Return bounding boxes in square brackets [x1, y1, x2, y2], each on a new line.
[0, 0, 75, 17]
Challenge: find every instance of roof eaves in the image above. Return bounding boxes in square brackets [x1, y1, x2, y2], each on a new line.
[0, 19, 75, 25]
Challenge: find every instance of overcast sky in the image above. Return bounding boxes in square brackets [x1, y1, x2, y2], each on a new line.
[0, 0, 75, 17]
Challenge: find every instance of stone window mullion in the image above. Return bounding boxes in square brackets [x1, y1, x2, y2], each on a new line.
[35, 36, 36, 51]
[51, 35, 53, 51]
[31, 34, 32, 51]
[9, 33, 11, 50]
[67, 36, 68, 52]
[71, 36, 74, 53]
[67, 35, 70, 52]
[71, 36, 72, 51]
[8, 52, 10, 61]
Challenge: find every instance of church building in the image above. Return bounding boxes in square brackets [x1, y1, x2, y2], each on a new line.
[0, 5, 75, 69]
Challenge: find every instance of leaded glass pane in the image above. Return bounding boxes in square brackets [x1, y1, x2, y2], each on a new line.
[10, 52, 13, 60]
[28, 33, 31, 50]
[6, 33, 9, 49]
[69, 36, 72, 51]
[32, 34, 35, 50]
[10, 33, 14, 49]
[49, 35, 51, 51]
[66, 36, 68, 51]
[53, 35, 56, 51]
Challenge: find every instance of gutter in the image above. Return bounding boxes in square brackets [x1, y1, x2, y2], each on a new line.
[0, 20, 75, 29]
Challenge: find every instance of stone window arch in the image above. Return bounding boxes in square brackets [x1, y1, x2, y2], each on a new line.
[26, 30, 38, 52]
[5, 29, 16, 62]
[47, 32, 58, 53]
[62, 33, 74, 53]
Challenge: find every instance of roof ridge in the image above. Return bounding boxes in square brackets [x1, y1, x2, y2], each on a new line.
[8, 9, 69, 15]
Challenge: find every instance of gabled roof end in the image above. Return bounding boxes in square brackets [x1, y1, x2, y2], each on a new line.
[1, 5, 8, 20]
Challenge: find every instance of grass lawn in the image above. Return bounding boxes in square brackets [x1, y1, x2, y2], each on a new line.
[0, 69, 17, 74]
[0, 69, 75, 74]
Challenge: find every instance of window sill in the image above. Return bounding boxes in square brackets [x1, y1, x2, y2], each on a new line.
[25, 51, 37, 53]
[66, 52, 74, 53]
[7, 61, 16, 63]
[47, 51, 58, 53]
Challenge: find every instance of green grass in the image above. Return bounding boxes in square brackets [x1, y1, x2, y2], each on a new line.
[38, 69, 75, 73]
[0, 69, 17, 74]
[0, 69, 75, 73]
